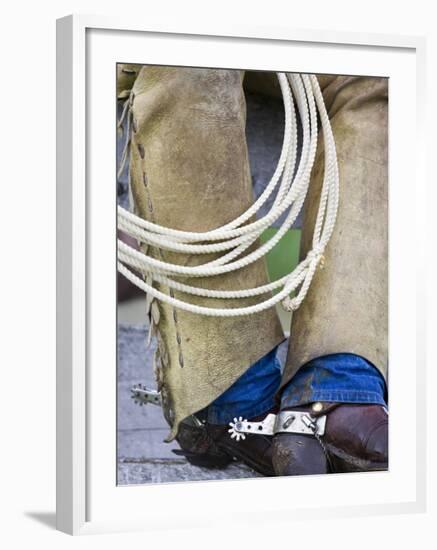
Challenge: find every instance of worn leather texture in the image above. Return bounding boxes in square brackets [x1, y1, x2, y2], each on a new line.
[174, 422, 233, 469]
[207, 422, 276, 477]
[126, 66, 284, 440]
[281, 75, 388, 389]
[323, 403, 388, 470]
[272, 402, 388, 475]
[272, 433, 329, 476]
[117, 64, 143, 99]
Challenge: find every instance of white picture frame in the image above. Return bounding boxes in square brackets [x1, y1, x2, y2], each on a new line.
[56, 14, 427, 535]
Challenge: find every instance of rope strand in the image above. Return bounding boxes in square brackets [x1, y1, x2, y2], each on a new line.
[117, 73, 339, 317]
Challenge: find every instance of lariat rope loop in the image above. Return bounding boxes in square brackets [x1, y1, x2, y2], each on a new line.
[117, 73, 339, 317]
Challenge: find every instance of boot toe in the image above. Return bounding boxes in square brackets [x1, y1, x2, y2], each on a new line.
[364, 422, 388, 464]
[272, 434, 329, 476]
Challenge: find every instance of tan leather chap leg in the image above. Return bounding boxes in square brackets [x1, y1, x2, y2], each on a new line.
[126, 66, 284, 439]
[281, 75, 388, 390]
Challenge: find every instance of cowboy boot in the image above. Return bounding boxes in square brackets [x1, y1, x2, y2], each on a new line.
[171, 347, 282, 475]
[272, 402, 388, 475]
[174, 408, 277, 476]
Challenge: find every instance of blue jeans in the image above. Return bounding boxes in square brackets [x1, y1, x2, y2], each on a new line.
[206, 347, 387, 424]
[206, 349, 282, 424]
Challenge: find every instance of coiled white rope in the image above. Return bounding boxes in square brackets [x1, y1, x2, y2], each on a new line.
[117, 73, 339, 317]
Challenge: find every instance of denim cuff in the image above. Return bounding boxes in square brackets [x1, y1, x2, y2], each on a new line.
[280, 353, 387, 410]
[281, 390, 386, 408]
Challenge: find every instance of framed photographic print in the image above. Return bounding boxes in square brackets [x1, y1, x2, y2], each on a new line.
[56, 14, 426, 535]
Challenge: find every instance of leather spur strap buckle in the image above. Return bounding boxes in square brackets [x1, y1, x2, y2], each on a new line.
[228, 412, 327, 442]
[130, 387, 327, 441]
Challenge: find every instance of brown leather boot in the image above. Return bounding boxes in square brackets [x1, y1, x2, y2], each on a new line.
[272, 402, 388, 476]
[173, 418, 233, 469]
[207, 413, 276, 477]
[174, 410, 277, 476]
